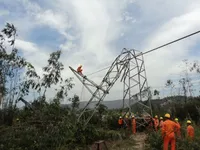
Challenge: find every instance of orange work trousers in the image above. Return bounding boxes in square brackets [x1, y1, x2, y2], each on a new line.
[163, 134, 175, 150]
[132, 124, 136, 134]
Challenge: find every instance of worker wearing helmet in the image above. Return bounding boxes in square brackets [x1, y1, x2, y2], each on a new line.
[124, 115, 130, 129]
[174, 118, 181, 138]
[186, 120, 194, 140]
[162, 113, 179, 150]
[131, 115, 136, 134]
[153, 115, 159, 131]
[118, 116, 123, 128]
[77, 64, 83, 75]
[159, 117, 164, 129]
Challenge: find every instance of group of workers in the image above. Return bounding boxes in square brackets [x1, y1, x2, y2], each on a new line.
[77, 65, 195, 149]
[118, 113, 195, 150]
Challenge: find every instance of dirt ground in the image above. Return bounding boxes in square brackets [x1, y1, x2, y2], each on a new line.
[90, 132, 147, 150]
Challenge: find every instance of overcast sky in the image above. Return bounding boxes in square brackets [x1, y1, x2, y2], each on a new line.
[1, 0, 200, 103]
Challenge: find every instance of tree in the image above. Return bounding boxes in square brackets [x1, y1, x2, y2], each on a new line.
[0, 23, 39, 108]
[153, 89, 160, 99]
[165, 79, 175, 96]
[179, 78, 187, 103]
[40, 50, 64, 96]
[96, 103, 108, 118]
[70, 95, 80, 111]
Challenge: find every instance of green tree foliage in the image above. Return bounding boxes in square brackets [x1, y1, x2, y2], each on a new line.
[0, 23, 125, 149]
[0, 23, 39, 108]
[165, 79, 175, 96]
[70, 94, 80, 111]
[97, 103, 108, 117]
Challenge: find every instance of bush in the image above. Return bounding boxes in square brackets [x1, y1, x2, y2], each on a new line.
[146, 131, 162, 150]
[146, 127, 200, 150]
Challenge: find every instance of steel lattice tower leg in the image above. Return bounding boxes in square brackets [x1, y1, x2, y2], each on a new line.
[121, 49, 152, 119]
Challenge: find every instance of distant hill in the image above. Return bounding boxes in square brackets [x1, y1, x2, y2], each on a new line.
[62, 99, 127, 109]
[62, 98, 168, 109]
[62, 95, 197, 110]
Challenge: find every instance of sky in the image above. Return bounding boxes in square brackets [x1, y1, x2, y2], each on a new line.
[1, 0, 200, 104]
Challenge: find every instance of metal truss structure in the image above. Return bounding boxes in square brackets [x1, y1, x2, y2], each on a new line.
[69, 48, 152, 128]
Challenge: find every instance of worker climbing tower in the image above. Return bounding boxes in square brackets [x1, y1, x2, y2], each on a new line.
[69, 48, 152, 128]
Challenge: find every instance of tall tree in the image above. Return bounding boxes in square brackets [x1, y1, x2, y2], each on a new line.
[0, 23, 39, 108]
[153, 89, 160, 99]
[70, 94, 80, 111]
[165, 79, 175, 96]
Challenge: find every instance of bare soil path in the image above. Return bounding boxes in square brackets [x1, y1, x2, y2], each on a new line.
[101, 132, 147, 150]
[131, 132, 147, 150]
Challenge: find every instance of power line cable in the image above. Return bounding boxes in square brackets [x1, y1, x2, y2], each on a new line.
[142, 30, 200, 55]
[85, 30, 200, 76]
[86, 66, 110, 76]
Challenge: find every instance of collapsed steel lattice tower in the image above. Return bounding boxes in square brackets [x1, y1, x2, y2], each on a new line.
[69, 48, 152, 127]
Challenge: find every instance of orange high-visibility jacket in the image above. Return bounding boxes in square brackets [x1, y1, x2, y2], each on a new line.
[132, 119, 136, 127]
[187, 125, 194, 139]
[77, 66, 83, 73]
[162, 119, 179, 138]
[118, 119, 123, 125]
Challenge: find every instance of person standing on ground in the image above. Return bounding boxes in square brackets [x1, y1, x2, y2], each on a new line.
[174, 118, 181, 138]
[186, 120, 194, 140]
[162, 113, 179, 150]
[153, 115, 159, 131]
[124, 115, 130, 129]
[132, 115, 136, 134]
[118, 116, 123, 128]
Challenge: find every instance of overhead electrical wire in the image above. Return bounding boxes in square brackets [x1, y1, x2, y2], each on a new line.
[142, 30, 200, 56]
[86, 30, 200, 76]
[86, 66, 111, 76]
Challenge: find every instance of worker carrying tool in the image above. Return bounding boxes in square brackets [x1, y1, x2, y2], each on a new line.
[118, 116, 123, 128]
[153, 115, 159, 131]
[159, 117, 164, 129]
[174, 118, 181, 138]
[186, 120, 194, 140]
[77, 64, 83, 75]
[131, 115, 136, 134]
[162, 113, 179, 150]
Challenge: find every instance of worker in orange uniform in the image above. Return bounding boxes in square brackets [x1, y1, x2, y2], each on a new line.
[118, 116, 123, 128]
[153, 115, 159, 131]
[174, 118, 181, 138]
[159, 117, 164, 129]
[124, 115, 130, 129]
[186, 120, 194, 140]
[131, 115, 136, 134]
[162, 113, 179, 150]
[77, 64, 83, 75]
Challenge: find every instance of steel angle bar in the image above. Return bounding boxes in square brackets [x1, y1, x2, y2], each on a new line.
[130, 76, 140, 83]
[130, 83, 139, 89]
[136, 101, 152, 109]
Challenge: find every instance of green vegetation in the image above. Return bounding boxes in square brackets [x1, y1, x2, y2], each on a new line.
[1, 23, 200, 150]
[0, 23, 129, 150]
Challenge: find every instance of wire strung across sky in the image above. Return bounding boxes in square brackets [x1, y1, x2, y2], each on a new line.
[85, 30, 200, 76]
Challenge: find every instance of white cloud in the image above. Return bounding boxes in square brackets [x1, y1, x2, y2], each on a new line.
[142, 6, 200, 94]
[16, 39, 38, 52]
[0, 10, 9, 16]
[3, 0, 200, 102]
